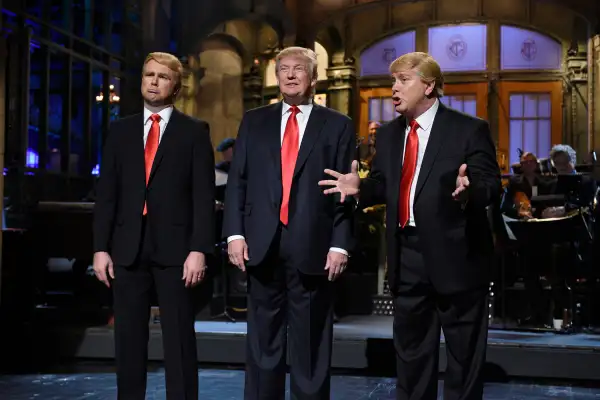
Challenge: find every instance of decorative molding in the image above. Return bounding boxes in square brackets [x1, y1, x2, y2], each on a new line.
[566, 56, 588, 83]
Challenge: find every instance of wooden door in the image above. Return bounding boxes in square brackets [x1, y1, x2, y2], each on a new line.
[441, 83, 488, 120]
[359, 83, 488, 142]
[497, 81, 562, 172]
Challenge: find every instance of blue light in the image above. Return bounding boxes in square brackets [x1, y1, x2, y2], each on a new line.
[26, 148, 39, 168]
[92, 164, 100, 176]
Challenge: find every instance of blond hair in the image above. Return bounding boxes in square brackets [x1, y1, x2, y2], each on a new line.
[143, 52, 183, 90]
[275, 46, 318, 80]
[389, 52, 444, 98]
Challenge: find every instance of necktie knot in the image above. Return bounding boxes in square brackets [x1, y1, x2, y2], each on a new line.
[150, 114, 161, 123]
[289, 105, 299, 115]
[409, 119, 419, 131]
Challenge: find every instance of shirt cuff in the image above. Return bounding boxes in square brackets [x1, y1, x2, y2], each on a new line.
[329, 247, 348, 256]
[227, 235, 245, 243]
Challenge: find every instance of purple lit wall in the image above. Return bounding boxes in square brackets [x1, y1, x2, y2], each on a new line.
[500, 26, 562, 70]
[428, 24, 487, 72]
[360, 31, 416, 76]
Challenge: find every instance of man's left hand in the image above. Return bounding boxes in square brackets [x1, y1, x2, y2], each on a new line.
[183, 251, 207, 288]
[452, 163, 470, 202]
[325, 251, 348, 281]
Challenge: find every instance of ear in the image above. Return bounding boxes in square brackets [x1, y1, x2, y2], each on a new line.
[424, 81, 435, 97]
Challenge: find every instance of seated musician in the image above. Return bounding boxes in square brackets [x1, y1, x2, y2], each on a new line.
[549, 144, 597, 210]
[503, 152, 554, 219]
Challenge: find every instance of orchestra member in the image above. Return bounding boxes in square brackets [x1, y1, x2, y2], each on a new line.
[503, 152, 553, 219]
[93, 52, 215, 400]
[223, 46, 355, 399]
[215, 137, 235, 174]
[319, 51, 500, 400]
[358, 121, 380, 162]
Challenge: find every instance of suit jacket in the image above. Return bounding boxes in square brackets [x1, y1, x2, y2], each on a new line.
[93, 108, 216, 267]
[360, 103, 501, 294]
[222, 102, 355, 274]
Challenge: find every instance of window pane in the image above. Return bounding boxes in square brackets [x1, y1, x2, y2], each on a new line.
[509, 120, 523, 166]
[71, 60, 87, 175]
[523, 120, 537, 153]
[92, 69, 106, 175]
[360, 31, 416, 76]
[500, 25, 562, 70]
[381, 98, 395, 122]
[537, 120, 551, 158]
[524, 95, 538, 118]
[428, 24, 487, 72]
[510, 95, 523, 118]
[463, 95, 477, 117]
[369, 98, 381, 122]
[538, 94, 551, 118]
[48, 50, 68, 172]
[451, 96, 464, 112]
[28, 43, 45, 169]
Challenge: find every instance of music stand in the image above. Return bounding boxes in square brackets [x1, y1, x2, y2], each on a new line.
[505, 213, 582, 332]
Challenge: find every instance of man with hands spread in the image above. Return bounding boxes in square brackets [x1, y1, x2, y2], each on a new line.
[223, 46, 355, 399]
[93, 52, 215, 400]
[319, 52, 500, 400]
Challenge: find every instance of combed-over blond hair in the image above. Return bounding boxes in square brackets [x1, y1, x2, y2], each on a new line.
[143, 52, 183, 90]
[275, 46, 318, 81]
[389, 52, 444, 98]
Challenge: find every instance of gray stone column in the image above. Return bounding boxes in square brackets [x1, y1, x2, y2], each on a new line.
[325, 51, 357, 119]
[565, 45, 589, 158]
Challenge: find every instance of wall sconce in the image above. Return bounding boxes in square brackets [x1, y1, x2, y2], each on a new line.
[95, 84, 120, 103]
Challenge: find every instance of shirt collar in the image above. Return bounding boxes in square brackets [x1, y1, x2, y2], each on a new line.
[281, 99, 313, 116]
[411, 99, 439, 131]
[144, 105, 174, 124]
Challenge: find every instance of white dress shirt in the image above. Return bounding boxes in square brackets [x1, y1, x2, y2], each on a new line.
[227, 101, 348, 256]
[402, 99, 439, 227]
[143, 106, 173, 146]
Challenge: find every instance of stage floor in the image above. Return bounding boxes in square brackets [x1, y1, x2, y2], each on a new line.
[1, 368, 600, 399]
[42, 315, 600, 381]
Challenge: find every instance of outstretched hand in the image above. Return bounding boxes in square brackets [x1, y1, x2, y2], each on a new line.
[318, 160, 361, 203]
[452, 163, 469, 201]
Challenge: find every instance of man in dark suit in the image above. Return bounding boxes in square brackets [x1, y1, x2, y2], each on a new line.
[319, 52, 501, 400]
[223, 46, 355, 399]
[93, 52, 215, 400]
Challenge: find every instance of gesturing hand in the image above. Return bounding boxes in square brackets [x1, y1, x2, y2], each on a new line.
[228, 239, 249, 272]
[318, 160, 361, 202]
[452, 163, 470, 201]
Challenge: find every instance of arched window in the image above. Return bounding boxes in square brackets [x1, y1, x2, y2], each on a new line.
[263, 42, 329, 87]
[500, 26, 562, 70]
[359, 31, 416, 76]
[428, 24, 487, 71]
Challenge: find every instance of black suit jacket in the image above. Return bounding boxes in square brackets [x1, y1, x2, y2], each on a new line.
[222, 102, 355, 274]
[93, 108, 216, 266]
[360, 103, 501, 294]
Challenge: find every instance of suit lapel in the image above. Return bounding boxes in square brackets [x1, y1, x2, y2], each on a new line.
[293, 104, 327, 178]
[266, 102, 284, 182]
[132, 114, 147, 187]
[389, 116, 407, 210]
[413, 103, 450, 202]
[148, 108, 180, 184]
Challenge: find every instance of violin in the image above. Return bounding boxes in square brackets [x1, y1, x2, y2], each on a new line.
[513, 191, 533, 219]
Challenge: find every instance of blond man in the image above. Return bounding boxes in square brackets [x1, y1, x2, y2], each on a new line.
[320, 51, 501, 400]
[93, 52, 215, 399]
[223, 46, 355, 399]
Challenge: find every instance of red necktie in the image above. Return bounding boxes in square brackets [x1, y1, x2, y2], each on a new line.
[143, 114, 161, 215]
[399, 120, 419, 227]
[280, 105, 300, 225]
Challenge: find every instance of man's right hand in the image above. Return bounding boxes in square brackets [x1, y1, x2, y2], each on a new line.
[93, 251, 114, 287]
[318, 160, 361, 202]
[228, 239, 249, 272]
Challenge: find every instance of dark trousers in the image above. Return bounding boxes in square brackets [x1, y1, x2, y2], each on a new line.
[112, 219, 198, 400]
[244, 225, 334, 400]
[393, 228, 488, 400]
